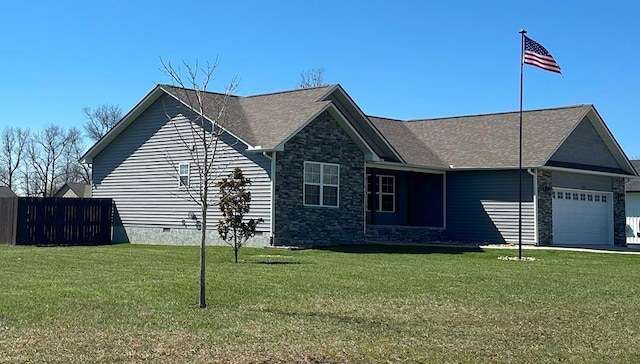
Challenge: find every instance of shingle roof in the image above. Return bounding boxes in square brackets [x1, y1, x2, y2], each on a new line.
[627, 160, 640, 191]
[0, 186, 17, 197]
[67, 183, 91, 198]
[161, 84, 333, 149]
[369, 116, 445, 167]
[370, 105, 592, 169]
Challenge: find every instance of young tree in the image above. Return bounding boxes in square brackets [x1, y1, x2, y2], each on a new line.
[298, 67, 327, 88]
[160, 58, 239, 308]
[83, 104, 123, 142]
[0, 127, 29, 190]
[216, 168, 263, 263]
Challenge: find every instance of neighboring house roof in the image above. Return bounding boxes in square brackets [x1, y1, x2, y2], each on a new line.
[370, 104, 635, 175]
[54, 183, 92, 198]
[627, 160, 640, 191]
[0, 186, 17, 197]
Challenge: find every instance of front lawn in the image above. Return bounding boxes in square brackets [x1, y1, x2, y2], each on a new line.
[1, 244, 639, 363]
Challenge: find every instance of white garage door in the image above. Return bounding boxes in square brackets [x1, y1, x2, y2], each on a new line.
[552, 188, 613, 245]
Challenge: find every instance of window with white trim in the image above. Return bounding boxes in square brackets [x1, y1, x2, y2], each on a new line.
[366, 174, 396, 212]
[178, 162, 189, 187]
[304, 161, 339, 207]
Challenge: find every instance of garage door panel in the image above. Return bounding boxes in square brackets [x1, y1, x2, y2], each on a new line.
[552, 189, 613, 245]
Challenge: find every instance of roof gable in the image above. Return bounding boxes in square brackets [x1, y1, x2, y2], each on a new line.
[55, 183, 91, 198]
[324, 86, 403, 163]
[83, 83, 389, 164]
[547, 114, 623, 173]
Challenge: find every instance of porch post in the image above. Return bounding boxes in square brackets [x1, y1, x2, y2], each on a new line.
[407, 172, 413, 226]
[370, 169, 377, 225]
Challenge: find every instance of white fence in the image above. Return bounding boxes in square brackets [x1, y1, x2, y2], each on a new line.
[626, 216, 640, 244]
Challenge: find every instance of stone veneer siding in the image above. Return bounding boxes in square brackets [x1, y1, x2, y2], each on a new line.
[613, 177, 626, 246]
[365, 226, 444, 244]
[536, 169, 553, 246]
[274, 111, 365, 247]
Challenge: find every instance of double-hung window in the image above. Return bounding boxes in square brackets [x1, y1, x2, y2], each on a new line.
[367, 174, 395, 212]
[178, 162, 189, 187]
[304, 161, 339, 207]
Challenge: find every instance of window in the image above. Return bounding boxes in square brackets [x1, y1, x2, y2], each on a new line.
[601, 195, 607, 203]
[178, 163, 189, 187]
[366, 174, 396, 212]
[304, 161, 339, 207]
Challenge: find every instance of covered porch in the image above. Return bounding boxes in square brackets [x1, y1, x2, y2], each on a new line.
[365, 164, 445, 243]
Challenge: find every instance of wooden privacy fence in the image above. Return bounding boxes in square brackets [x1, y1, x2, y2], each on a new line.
[0, 197, 113, 246]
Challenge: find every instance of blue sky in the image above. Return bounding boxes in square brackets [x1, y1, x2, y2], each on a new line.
[3, 1, 639, 157]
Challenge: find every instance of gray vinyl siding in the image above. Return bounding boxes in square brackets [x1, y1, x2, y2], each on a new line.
[552, 171, 613, 191]
[92, 94, 271, 232]
[446, 170, 535, 244]
[549, 117, 620, 170]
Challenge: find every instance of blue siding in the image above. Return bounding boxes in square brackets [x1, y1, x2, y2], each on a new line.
[446, 170, 535, 244]
[550, 117, 620, 170]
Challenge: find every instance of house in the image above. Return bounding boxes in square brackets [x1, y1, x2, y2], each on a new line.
[81, 84, 637, 247]
[54, 183, 92, 198]
[0, 187, 17, 198]
[626, 160, 640, 244]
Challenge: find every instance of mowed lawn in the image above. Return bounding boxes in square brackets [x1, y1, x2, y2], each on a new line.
[1, 244, 640, 363]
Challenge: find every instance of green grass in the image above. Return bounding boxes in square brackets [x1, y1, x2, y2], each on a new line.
[1, 244, 640, 363]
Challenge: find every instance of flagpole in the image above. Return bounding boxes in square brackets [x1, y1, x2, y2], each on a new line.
[518, 29, 526, 260]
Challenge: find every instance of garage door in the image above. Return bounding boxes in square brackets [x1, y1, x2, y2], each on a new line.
[552, 188, 613, 245]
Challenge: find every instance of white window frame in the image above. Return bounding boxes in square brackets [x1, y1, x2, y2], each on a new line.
[303, 161, 339, 207]
[366, 174, 396, 213]
[178, 162, 190, 187]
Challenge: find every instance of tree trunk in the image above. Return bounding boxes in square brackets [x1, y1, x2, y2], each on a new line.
[234, 242, 238, 263]
[199, 205, 207, 308]
[233, 228, 238, 263]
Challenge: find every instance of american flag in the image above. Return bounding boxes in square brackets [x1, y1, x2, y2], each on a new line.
[523, 35, 561, 74]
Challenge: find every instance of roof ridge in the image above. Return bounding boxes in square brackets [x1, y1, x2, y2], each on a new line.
[244, 84, 337, 98]
[160, 83, 338, 99]
[158, 83, 242, 98]
[367, 115, 404, 122]
[407, 104, 592, 123]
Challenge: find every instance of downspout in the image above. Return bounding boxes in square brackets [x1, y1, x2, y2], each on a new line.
[263, 152, 276, 245]
[527, 168, 538, 245]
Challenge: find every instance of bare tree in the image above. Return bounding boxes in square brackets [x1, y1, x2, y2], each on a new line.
[27, 125, 84, 197]
[61, 127, 90, 184]
[83, 104, 123, 142]
[0, 127, 29, 190]
[298, 67, 327, 88]
[216, 168, 263, 263]
[160, 58, 239, 308]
